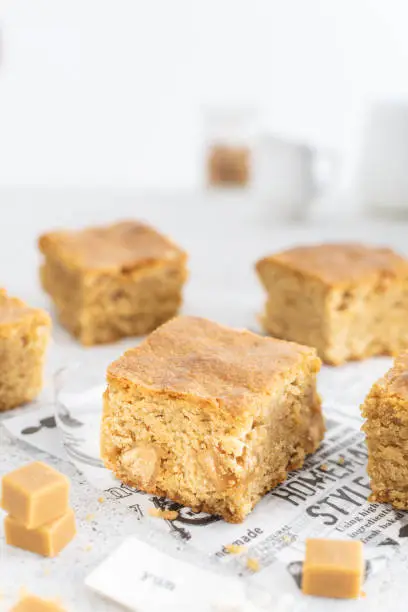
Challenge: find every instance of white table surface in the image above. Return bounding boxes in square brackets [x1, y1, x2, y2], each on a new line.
[1, 190, 408, 611]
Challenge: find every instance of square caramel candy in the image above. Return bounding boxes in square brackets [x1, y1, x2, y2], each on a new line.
[38, 220, 188, 345]
[302, 539, 364, 599]
[5, 508, 76, 557]
[11, 594, 66, 611]
[0, 289, 51, 411]
[1, 461, 70, 529]
[256, 243, 408, 365]
[362, 351, 408, 508]
[101, 316, 324, 523]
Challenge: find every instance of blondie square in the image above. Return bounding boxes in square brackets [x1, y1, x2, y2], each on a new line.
[0, 290, 51, 411]
[101, 316, 324, 523]
[361, 351, 408, 509]
[39, 221, 188, 345]
[256, 243, 408, 365]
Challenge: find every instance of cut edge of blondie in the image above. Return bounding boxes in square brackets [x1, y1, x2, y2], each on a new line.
[361, 352, 408, 509]
[101, 351, 324, 523]
[0, 291, 51, 411]
[256, 249, 408, 366]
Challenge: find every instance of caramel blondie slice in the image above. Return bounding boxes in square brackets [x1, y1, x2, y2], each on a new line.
[101, 316, 324, 523]
[361, 352, 408, 509]
[0, 290, 51, 411]
[256, 243, 408, 365]
[39, 221, 188, 345]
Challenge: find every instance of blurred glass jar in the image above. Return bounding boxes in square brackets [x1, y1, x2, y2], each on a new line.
[203, 106, 259, 189]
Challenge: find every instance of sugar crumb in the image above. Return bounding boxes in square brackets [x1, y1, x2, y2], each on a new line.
[282, 534, 292, 543]
[225, 544, 247, 554]
[337, 456, 345, 465]
[246, 557, 260, 572]
[97, 497, 105, 503]
[148, 508, 178, 520]
[320, 464, 328, 471]
[84, 544, 93, 552]
[86, 513, 95, 522]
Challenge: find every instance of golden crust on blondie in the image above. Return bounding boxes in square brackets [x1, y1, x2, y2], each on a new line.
[381, 351, 408, 400]
[0, 289, 51, 337]
[257, 243, 408, 288]
[107, 315, 321, 415]
[38, 220, 187, 272]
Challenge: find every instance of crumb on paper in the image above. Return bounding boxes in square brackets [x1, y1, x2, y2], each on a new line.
[86, 513, 95, 522]
[246, 557, 260, 572]
[320, 464, 328, 472]
[84, 544, 93, 552]
[225, 544, 247, 555]
[282, 534, 292, 543]
[97, 497, 104, 503]
[337, 456, 345, 465]
[148, 508, 178, 521]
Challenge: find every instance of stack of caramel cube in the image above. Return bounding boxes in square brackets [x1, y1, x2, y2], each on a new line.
[1, 461, 76, 557]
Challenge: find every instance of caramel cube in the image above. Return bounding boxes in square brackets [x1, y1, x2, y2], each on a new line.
[302, 539, 364, 599]
[5, 508, 76, 557]
[11, 594, 66, 611]
[1, 462, 70, 529]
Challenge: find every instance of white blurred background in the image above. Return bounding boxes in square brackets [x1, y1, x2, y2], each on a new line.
[1, 0, 408, 199]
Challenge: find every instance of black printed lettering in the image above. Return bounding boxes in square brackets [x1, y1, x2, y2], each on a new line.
[352, 476, 371, 491]
[232, 538, 243, 547]
[329, 487, 365, 507]
[270, 488, 306, 506]
[285, 482, 317, 496]
[319, 462, 354, 479]
[306, 505, 337, 525]
[297, 470, 336, 489]
[316, 495, 350, 515]
[347, 446, 368, 462]
[342, 485, 368, 500]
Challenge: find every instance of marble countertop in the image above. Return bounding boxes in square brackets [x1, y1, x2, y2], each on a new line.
[1, 190, 408, 611]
